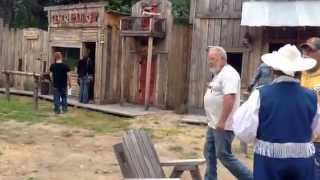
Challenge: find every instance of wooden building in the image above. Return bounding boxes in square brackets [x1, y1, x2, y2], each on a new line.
[0, 18, 49, 90]
[188, 0, 320, 112]
[119, 0, 192, 110]
[44, 2, 126, 104]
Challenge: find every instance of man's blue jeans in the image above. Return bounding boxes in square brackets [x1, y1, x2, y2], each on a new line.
[53, 87, 67, 113]
[204, 127, 253, 180]
[79, 76, 90, 103]
[315, 142, 320, 180]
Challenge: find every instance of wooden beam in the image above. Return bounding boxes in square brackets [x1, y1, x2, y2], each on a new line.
[4, 72, 10, 101]
[196, 12, 241, 19]
[120, 37, 126, 106]
[33, 75, 40, 111]
[44, 2, 108, 11]
[1, 70, 40, 77]
[144, 36, 154, 110]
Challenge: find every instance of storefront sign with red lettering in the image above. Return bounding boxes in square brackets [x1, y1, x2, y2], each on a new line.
[50, 8, 100, 27]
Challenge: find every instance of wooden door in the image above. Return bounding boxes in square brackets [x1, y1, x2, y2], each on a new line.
[137, 56, 157, 105]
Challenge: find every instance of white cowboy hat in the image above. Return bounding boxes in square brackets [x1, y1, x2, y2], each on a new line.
[261, 44, 316, 76]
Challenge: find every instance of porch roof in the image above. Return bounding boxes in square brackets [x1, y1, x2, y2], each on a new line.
[241, 1, 320, 27]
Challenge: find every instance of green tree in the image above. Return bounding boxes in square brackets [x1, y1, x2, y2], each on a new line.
[106, 0, 190, 24]
[106, 0, 138, 14]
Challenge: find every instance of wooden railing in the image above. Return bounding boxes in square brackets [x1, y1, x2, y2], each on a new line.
[120, 17, 166, 38]
[1, 70, 41, 111]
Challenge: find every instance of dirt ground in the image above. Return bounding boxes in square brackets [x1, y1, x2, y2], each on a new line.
[0, 113, 253, 180]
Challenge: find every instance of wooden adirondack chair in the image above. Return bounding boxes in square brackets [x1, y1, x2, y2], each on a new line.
[113, 129, 205, 180]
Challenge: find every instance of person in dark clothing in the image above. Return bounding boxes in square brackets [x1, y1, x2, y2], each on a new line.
[77, 51, 94, 103]
[50, 52, 71, 114]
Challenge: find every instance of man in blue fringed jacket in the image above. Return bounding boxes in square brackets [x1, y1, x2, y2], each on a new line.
[233, 44, 320, 180]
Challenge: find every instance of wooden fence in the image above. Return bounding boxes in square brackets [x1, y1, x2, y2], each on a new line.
[0, 18, 49, 90]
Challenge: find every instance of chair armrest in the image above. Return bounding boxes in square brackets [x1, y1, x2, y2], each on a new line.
[160, 159, 205, 167]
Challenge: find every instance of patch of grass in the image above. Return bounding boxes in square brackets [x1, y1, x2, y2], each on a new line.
[83, 133, 95, 138]
[142, 128, 154, 136]
[193, 146, 201, 151]
[0, 95, 131, 134]
[61, 131, 73, 138]
[0, 96, 50, 124]
[152, 128, 182, 140]
[23, 139, 36, 145]
[182, 151, 199, 159]
[168, 145, 184, 153]
[55, 110, 131, 134]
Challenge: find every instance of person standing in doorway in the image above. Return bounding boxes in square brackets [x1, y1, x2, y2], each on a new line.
[203, 46, 253, 180]
[77, 50, 94, 104]
[50, 52, 71, 114]
[300, 37, 320, 180]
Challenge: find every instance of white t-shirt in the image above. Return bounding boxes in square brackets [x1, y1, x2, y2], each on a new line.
[204, 64, 241, 131]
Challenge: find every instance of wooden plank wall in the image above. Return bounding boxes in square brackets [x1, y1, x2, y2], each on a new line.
[102, 13, 123, 103]
[188, 0, 262, 111]
[167, 24, 192, 110]
[0, 19, 5, 86]
[0, 20, 49, 90]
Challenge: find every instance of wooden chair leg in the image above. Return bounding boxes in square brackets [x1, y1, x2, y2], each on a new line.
[170, 167, 184, 178]
[190, 166, 202, 180]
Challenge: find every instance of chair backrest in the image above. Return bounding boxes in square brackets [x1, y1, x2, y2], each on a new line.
[113, 143, 134, 178]
[121, 129, 166, 178]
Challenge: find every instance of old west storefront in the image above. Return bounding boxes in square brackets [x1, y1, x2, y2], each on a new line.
[44, 2, 125, 104]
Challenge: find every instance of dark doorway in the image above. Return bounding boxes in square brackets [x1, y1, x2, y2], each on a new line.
[227, 53, 243, 77]
[83, 42, 96, 101]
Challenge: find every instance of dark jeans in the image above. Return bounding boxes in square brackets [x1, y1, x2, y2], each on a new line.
[315, 142, 320, 180]
[79, 76, 91, 103]
[53, 87, 67, 113]
[204, 127, 253, 180]
[254, 153, 314, 180]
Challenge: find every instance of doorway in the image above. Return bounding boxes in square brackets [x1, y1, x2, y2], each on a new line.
[137, 55, 157, 105]
[83, 42, 96, 101]
[227, 53, 243, 77]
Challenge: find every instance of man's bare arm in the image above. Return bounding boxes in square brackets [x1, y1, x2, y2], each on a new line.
[216, 94, 236, 130]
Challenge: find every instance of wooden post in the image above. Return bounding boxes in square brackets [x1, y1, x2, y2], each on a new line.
[33, 74, 39, 111]
[144, 36, 154, 110]
[4, 71, 10, 101]
[120, 37, 126, 106]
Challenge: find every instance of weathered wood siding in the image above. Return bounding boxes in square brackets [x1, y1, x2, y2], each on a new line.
[121, 0, 191, 110]
[167, 24, 192, 109]
[188, 0, 260, 111]
[124, 0, 175, 108]
[0, 19, 49, 90]
[101, 13, 123, 103]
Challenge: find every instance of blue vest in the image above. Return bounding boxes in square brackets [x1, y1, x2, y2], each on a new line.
[257, 82, 317, 143]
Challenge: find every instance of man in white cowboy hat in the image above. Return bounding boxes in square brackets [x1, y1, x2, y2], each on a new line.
[233, 44, 320, 180]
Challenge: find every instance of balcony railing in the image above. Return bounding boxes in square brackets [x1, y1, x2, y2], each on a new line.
[120, 17, 166, 38]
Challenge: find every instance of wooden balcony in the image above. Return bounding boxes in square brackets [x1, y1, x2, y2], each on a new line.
[120, 17, 166, 38]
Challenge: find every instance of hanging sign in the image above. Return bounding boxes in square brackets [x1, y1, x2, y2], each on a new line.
[49, 8, 100, 27]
